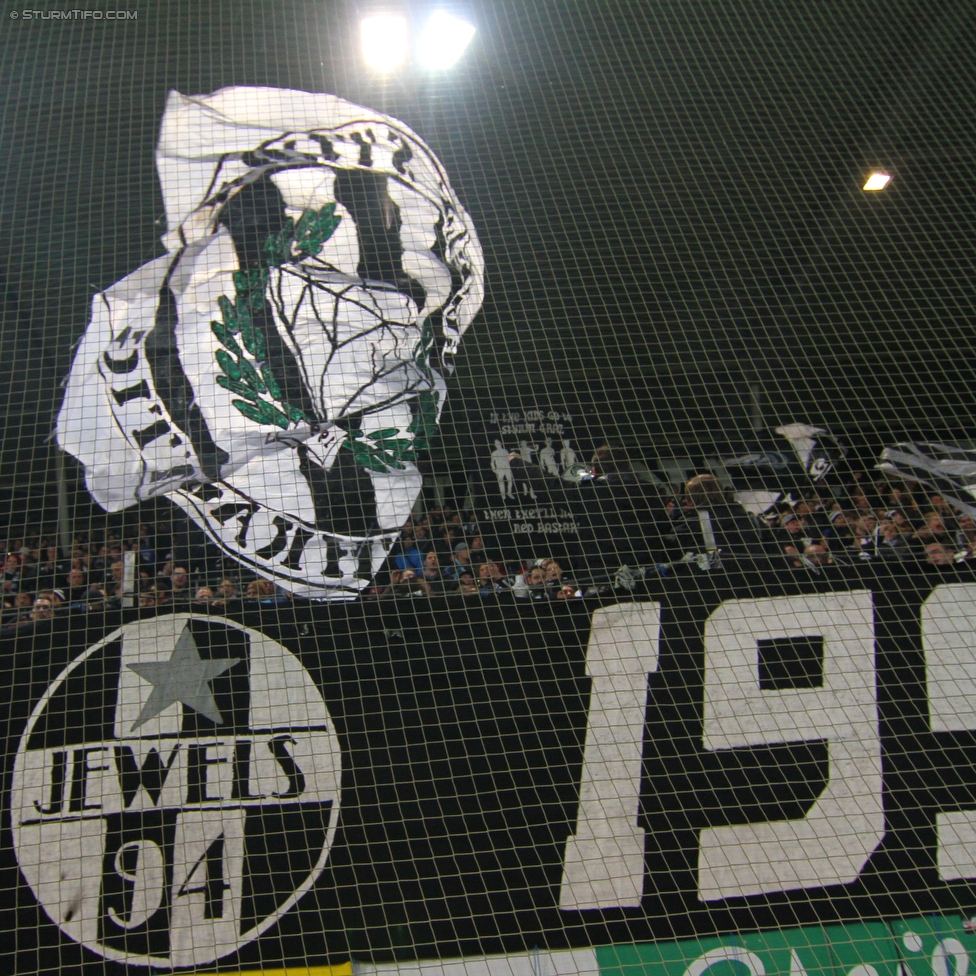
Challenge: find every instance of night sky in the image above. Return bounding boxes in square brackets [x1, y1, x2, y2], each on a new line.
[2, 0, 975, 527]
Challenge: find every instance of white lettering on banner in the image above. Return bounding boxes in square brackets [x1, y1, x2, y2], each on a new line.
[559, 603, 661, 910]
[697, 591, 883, 901]
[922, 583, 976, 881]
[683, 946, 766, 976]
[932, 938, 969, 976]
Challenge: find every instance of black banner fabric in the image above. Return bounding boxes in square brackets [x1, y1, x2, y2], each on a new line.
[3, 565, 976, 973]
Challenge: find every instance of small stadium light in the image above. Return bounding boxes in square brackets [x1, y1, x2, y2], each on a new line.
[361, 13, 409, 71]
[863, 172, 892, 191]
[417, 10, 476, 70]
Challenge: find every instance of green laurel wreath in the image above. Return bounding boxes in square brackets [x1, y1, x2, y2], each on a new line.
[211, 203, 342, 430]
[211, 200, 440, 474]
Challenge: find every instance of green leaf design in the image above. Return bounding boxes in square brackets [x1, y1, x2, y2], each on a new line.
[232, 398, 290, 429]
[408, 389, 440, 451]
[211, 203, 343, 432]
[341, 427, 416, 472]
[236, 355, 267, 394]
[217, 295, 238, 333]
[261, 364, 283, 400]
[211, 321, 242, 356]
[233, 269, 269, 307]
[294, 203, 342, 260]
[215, 349, 241, 380]
[263, 217, 296, 269]
[263, 203, 342, 268]
[217, 375, 260, 401]
[212, 269, 306, 427]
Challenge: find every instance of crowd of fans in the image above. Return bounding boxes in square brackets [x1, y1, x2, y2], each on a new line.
[379, 507, 582, 601]
[0, 520, 292, 634]
[749, 477, 976, 571]
[0, 468, 972, 628]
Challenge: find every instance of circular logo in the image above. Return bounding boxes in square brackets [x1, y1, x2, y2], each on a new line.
[11, 614, 342, 969]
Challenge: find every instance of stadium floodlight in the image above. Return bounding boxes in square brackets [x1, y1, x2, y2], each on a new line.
[863, 172, 892, 191]
[361, 13, 409, 71]
[417, 10, 476, 70]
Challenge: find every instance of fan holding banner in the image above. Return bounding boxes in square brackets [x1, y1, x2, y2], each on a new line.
[57, 87, 484, 599]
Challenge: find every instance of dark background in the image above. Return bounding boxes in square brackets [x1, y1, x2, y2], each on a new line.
[1, 0, 975, 529]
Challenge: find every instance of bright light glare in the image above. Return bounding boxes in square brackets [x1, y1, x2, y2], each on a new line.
[417, 11, 476, 69]
[863, 172, 892, 191]
[361, 14, 409, 71]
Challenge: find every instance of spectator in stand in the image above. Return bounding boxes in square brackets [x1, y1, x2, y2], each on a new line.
[929, 495, 955, 518]
[37, 589, 63, 611]
[85, 585, 108, 612]
[915, 513, 954, 547]
[468, 535, 488, 564]
[139, 526, 157, 566]
[149, 579, 173, 608]
[394, 531, 424, 573]
[518, 564, 550, 600]
[101, 583, 123, 610]
[170, 567, 191, 603]
[64, 568, 89, 606]
[476, 565, 492, 591]
[414, 525, 433, 551]
[19, 551, 39, 587]
[381, 568, 432, 598]
[896, 492, 925, 529]
[108, 561, 125, 589]
[447, 542, 473, 580]
[822, 510, 855, 548]
[30, 594, 56, 621]
[774, 513, 821, 552]
[538, 557, 573, 596]
[805, 543, 833, 566]
[212, 578, 240, 610]
[924, 542, 958, 567]
[35, 546, 67, 589]
[477, 561, 510, 596]
[436, 526, 460, 558]
[954, 514, 976, 549]
[2, 591, 33, 625]
[680, 474, 770, 565]
[367, 568, 399, 599]
[882, 509, 915, 536]
[850, 514, 881, 559]
[456, 570, 480, 596]
[2, 553, 23, 594]
[420, 550, 454, 594]
[193, 586, 214, 609]
[877, 520, 914, 560]
[787, 542, 834, 570]
[245, 579, 287, 604]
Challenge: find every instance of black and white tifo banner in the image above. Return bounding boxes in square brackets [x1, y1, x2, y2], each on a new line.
[5, 564, 976, 972]
[471, 405, 583, 564]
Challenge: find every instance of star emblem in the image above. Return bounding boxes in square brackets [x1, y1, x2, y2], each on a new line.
[128, 624, 242, 731]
